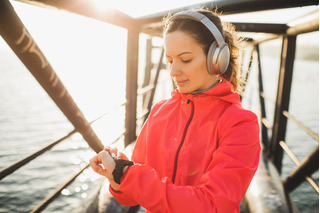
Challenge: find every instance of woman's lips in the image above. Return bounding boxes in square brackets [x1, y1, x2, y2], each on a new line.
[176, 79, 188, 86]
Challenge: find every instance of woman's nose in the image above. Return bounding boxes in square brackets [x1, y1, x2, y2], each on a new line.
[169, 62, 181, 77]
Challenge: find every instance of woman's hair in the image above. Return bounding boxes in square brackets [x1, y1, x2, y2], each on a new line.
[163, 8, 242, 93]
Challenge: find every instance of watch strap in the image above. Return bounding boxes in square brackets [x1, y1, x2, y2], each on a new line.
[112, 159, 134, 184]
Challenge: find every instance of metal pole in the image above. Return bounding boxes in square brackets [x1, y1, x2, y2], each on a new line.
[144, 48, 164, 123]
[125, 29, 139, 146]
[142, 38, 153, 107]
[240, 46, 254, 98]
[270, 36, 297, 173]
[256, 45, 269, 151]
[143, 38, 153, 88]
[0, 0, 104, 153]
[281, 144, 319, 194]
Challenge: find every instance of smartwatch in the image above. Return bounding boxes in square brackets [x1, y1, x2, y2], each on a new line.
[112, 159, 134, 184]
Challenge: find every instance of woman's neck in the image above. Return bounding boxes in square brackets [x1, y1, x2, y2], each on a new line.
[189, 78, 222, 94]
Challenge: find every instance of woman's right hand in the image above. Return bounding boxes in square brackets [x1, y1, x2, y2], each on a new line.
[89, 150, 116, 180]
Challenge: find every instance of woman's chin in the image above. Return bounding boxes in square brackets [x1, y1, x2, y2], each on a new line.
[177, 87, 192, 94]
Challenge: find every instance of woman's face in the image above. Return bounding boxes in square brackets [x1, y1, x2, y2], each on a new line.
[164, 31, 218, 94]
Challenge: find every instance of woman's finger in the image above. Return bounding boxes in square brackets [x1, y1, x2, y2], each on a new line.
[117, 152, 129, 160]
[90, 155, 106, 176]
[109, 147, 118, 159]
[104, 146, 111, 152]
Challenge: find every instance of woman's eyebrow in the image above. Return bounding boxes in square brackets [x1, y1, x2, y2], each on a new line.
[177, 52, 193, 56]
[165, 51, 193, 58]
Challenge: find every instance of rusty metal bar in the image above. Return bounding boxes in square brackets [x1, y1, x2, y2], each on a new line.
[137, 109, 149, 120]
[280, 142, 319, 194]
[89, 101, 127, 124]
[138, 84, 155, 95]
[287, 9, 319, 36]
[142, 22, 288, 38]
[260, 91, 275, 104]
[30, 130, 126, 213]
[110, 131, 126, 146]
[125, 29, 140, 146]
[283, 110, 319, 142]
[137, 0, 318, 26]
[143, 38, 153, 89]
[0, 0, 104, 153]
[252, 34, 281, 46]
[256, 45, 269, 151]
[240, 46, 255, 98]
[0, 102, 126, 181]
[270, 36, 297, 173]
[0, 130, 76, 181]
[261, 118, 272, 130]
[15, 0, 138, 30]
[141, 38, 154, 115]
[233, 23, 288, 34]
[30, 163, 90, 213]
[144, 47, 164, 123]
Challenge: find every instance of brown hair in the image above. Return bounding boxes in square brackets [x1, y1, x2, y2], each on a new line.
[163, 9, 242, 93]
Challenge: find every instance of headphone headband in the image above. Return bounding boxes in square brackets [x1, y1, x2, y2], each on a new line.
[171, 11, 225, 48]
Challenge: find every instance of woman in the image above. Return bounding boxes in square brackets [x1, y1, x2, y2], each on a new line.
[90, 9, 261, 213]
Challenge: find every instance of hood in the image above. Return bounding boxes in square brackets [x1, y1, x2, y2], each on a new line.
[171, 77, 240, 105]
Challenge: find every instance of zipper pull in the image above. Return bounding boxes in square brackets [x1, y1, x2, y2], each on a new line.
[187, 99, 191, 104]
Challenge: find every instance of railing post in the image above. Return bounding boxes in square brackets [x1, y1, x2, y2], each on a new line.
[270, 36, 297, 173]
[240, 45, 255, 99]
[256, 45, 269, 151]
[142, 38, 153, 111]
[143, 38, 153, 90]
[0, 0, 103, 153]
[144, 48, 164, 122]
[125, 29, 139, 146]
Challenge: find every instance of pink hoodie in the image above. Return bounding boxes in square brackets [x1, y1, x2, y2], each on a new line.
[110, 78, 261, 213]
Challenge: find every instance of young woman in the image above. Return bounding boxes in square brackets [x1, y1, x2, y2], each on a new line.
[90, 9, 261, 213]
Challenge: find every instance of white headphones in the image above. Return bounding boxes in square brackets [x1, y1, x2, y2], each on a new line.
[171, 11, 230, 75]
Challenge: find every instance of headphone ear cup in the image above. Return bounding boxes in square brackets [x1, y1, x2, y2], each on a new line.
[207, 42, 230, 75]
[206, 42, 218, 75]
[216, 44, 230, 75]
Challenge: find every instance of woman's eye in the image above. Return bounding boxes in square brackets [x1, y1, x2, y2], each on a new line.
[182, 59, 191, 63]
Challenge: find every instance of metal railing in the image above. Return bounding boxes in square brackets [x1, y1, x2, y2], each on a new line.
[242, 13, 319, 205]
[252, 39, 319, 194]
[1, 1, 319, 212]
[0, 102, 127, 181]
[0, 102, 127, 212]
[30, 128, 127, 213]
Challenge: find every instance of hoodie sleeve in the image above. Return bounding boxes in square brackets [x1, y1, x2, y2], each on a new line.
[111, 107, 261, 212]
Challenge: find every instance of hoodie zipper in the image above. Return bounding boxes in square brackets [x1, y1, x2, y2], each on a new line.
[172, 99, 195, 184]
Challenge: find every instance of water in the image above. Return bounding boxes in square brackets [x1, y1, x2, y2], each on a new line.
[0, 3, 319, 213]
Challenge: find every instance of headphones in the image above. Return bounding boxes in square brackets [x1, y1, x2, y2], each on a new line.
[171, 11, 230, 75]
